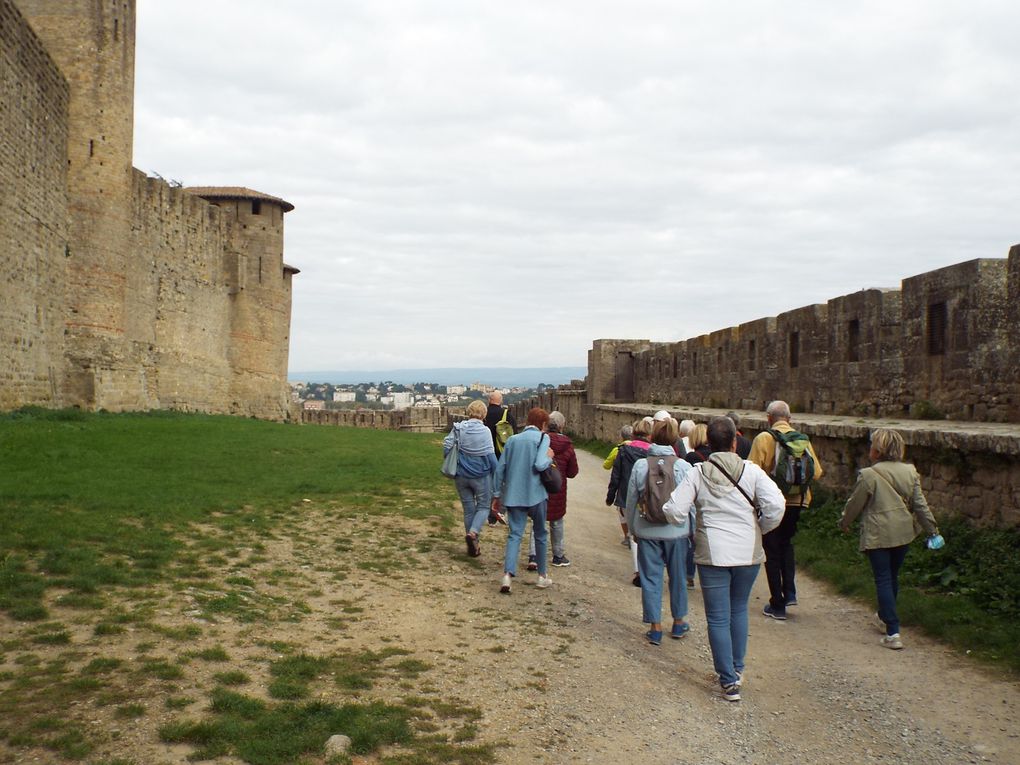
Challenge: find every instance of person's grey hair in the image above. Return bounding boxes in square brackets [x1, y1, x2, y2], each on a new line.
[766, 400, 791, 421]
[678, 419, 695, 437]
[707, 416, 737, 452]
[726, 411, 741, 429]
[619, 424, 634, 440]
[870, 428, 905, 462]
[632, 417, 653, 439]
[488, 391, 503, 404]
[548, 411, 565, 432]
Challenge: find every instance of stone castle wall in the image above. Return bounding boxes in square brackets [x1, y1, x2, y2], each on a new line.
[598, 253, 1019, 423]
[507, 393, 1020, 529]
[0, 0, 68, 409]
[302, 407, 446, 432]
[1, 0, 296, 420]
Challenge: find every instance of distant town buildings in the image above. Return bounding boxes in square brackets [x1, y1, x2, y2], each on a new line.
[288, 380, 537, 412]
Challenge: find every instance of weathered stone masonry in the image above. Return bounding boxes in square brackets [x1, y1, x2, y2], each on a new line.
[595, 252, 1020, 423]
[1, 0, 298, 419]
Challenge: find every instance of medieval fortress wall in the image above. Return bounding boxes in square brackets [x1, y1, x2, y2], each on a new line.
[590, 252, 1020, 423]
[1, 0, 296, 419]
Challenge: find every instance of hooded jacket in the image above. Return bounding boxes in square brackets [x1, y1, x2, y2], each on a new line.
[662, 451, 785, 567]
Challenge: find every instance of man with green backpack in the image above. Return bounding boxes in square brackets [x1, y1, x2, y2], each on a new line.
[749, 400, 824, 621]
[484, 391, 517, 525]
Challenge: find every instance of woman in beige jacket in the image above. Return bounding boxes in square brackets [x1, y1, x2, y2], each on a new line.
[840, 429, 940, 650]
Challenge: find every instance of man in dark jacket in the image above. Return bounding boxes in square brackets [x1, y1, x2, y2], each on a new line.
[727, 411, 753, 459]
[484, 391, 516, 524]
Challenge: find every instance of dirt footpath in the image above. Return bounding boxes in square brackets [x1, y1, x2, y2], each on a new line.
[421, 448, 1020, 765]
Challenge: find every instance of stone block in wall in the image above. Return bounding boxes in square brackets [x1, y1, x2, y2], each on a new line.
[588, 339, 652, 405]
[901, 259, 1010, 421]
[774, 302, 828, 413]
[826, 288, 903, 417]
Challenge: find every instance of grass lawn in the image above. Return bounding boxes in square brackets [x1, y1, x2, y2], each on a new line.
[0, 408, 498, 765]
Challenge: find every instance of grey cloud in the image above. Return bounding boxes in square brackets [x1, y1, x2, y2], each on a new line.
[133, 0, 1020, 371]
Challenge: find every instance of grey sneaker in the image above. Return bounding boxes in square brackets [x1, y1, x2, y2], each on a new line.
[536, 575, 553, 589]
[500, 574, 512, 594]
[721, 683, 741, 702]
[763, 604, 787, 621]
[880, 633, 903, 650]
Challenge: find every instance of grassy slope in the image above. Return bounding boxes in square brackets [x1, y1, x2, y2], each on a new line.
[0, 409, 499, 765]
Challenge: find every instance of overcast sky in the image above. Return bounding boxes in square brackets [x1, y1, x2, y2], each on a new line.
[133, 1, 1020, 375]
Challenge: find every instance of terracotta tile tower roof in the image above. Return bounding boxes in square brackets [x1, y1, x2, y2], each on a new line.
[185, 186, 295, 213]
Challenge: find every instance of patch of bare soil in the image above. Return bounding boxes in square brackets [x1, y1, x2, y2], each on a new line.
[2, 450, 1018, 764]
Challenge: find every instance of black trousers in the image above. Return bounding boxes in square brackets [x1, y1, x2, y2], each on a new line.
[762, 505, 802, 611]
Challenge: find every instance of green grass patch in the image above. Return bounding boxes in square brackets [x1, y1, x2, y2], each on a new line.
[0, 410, 457, 621]
[213, 670, 250, 686]
[160, 689, 414, 765]
[798, 489, 1020, 672]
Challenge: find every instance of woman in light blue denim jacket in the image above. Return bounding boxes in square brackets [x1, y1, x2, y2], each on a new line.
[444, 399, 499, 558]
[492, 407, 554, 594]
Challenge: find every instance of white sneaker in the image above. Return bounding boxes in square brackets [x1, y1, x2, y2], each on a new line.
[536, 575, 553, 589]
[880, 633, 903, 650]
[500, 573, 512, 594]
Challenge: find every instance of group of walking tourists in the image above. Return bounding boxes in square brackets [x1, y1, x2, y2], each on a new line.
[442, 396, 944, 703]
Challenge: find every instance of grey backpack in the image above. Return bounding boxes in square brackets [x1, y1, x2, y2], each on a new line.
[639, 455, 679, 524]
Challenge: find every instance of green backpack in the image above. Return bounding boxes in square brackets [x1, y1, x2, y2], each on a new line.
[768, 428, 815, 498]
[495, 408, 513, 448]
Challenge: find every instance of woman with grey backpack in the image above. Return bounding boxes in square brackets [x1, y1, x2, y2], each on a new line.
[624, 418, 694, 646]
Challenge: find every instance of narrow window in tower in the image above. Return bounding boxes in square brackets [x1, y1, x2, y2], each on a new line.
[789, 331, 800, 368]
[252, 200, 262, 216]
[692, 351, 698, 375]
[114, 19, 119, 41]
[847, 319, 860, 362]
[89, 139, 94, 157]
[259, 256, 263, 284]
[748, 339, 756, 371]
[927, 302, 947, 355]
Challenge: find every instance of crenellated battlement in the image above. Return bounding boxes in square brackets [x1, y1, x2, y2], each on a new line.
[591, 251, 1020, 423]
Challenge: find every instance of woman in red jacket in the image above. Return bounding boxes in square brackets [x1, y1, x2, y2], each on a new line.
[527, 411, 579, 569]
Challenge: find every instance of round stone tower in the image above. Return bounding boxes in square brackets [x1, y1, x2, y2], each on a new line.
[185, 187, 299, 419]
[19, 0, 145, 409]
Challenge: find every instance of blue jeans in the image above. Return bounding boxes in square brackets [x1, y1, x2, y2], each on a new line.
[504, 502, 548, 576]
[685, 515, 697, 580]
[637, 537, 689, 624]
[867, 545, 909, 636]
[455, 474, 492, 535]
[698, 563, 760, 687]
[528, 518, 565, 559]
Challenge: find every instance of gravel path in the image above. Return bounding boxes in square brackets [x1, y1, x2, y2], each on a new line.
[435, 448, 1020, 764]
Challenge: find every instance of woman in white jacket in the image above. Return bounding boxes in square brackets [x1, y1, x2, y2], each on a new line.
[663, 416, 785, 703]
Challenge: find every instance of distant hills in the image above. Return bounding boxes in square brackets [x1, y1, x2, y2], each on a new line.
[289, 367, 587, 388]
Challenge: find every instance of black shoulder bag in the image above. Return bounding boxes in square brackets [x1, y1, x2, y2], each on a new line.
[706, 458, 760, 518]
